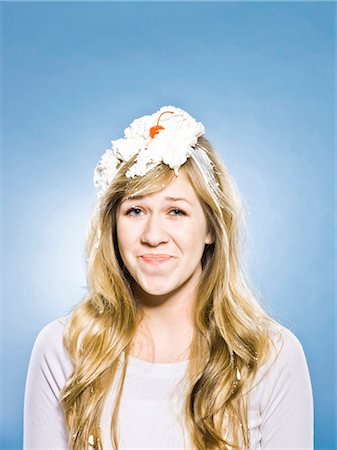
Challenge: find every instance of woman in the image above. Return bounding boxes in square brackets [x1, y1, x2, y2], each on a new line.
[23, 106, 314, 450]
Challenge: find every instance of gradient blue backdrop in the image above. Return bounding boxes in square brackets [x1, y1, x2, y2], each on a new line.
[1, 2, 335, 449]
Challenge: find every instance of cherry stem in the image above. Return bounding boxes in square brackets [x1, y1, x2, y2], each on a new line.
[156, 110, 174, 126]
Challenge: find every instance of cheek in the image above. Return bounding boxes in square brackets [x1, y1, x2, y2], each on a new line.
[116, 220, 133, 252]
[175, 220, 207, 247]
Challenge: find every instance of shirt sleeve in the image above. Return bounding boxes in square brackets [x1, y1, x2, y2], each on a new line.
[23, 317, 74, 450]
[257, 326, 314, 450]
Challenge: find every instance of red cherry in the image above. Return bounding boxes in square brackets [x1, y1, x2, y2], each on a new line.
[149, 125, 164, 138]
[148, 110, 174, 138]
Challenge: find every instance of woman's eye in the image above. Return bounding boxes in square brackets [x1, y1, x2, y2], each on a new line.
[126, 207, 142, 216]
[170, 208, 187, 216]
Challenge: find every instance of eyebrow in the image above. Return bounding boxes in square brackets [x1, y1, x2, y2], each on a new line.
[122, 195, 192, 206]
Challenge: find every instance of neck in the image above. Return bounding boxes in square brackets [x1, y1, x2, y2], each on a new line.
[129, 272, 200, 361]
[132, 268, 201, 331]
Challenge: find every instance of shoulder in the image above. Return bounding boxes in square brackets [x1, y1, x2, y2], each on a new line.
[28, 315, 74, 380]
[251, 321, 312, 391]
[37, 315, 69, 337]
[32, 315, 69, 354]
[268, 322, 308, 371]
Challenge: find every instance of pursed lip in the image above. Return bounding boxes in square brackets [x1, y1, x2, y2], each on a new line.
[140, 254, 173, 264]
[141, 254, 172, 258]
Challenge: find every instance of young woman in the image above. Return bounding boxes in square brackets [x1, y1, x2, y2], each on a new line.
[23, 106, 314, 450]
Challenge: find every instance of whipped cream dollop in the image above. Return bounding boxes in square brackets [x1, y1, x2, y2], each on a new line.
[93, 105, 205, 198]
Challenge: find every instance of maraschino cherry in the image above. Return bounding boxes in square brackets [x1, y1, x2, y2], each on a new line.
[149, 110, 174, 138]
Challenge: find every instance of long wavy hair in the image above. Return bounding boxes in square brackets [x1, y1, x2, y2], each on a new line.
[60, 135, 281, 450]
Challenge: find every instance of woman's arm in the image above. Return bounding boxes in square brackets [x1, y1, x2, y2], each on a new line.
[259, 327, 314, 450]
[23, 318, 73, 450]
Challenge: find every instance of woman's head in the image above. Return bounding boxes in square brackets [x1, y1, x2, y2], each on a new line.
[116, 164, 214, 300]
[89, 132, 245, 317]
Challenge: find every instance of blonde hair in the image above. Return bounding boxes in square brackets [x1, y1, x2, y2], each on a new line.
[60, 136, 281, 449]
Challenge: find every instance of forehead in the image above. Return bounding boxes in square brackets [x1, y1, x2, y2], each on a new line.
[122, 169, 198, 203]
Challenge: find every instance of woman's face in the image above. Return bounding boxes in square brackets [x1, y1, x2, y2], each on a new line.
[116, 169, 213, 299]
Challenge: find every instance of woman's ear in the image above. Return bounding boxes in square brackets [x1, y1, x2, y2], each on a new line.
[205, 230, 214, 245]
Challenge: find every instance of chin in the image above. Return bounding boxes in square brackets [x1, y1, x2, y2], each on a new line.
[137, 280, 177, 297]
[143, 285, 174, 296]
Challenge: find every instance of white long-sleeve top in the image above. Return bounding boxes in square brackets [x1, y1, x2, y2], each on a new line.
[23, 316, 314, 450]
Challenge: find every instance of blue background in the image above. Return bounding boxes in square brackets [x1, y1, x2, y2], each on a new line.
[1, 2, 335, 449]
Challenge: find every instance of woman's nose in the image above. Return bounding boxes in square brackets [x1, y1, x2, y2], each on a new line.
[140, 213, 169, 246]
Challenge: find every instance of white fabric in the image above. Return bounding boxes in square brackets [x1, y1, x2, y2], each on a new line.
[23, 316, 314, 450]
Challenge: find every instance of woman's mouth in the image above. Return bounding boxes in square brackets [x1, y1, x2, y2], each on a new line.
[140, 255, 172, 265]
